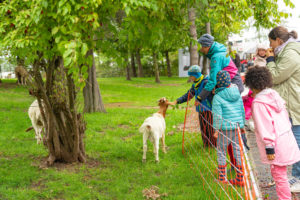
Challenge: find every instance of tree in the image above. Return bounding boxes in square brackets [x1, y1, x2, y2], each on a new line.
[0, 0, 120, 165]
[83, 50, 106, 113]
[136, 49, 144, 77]
[130, 52, 137, 77]
[188, 7, 198, 66]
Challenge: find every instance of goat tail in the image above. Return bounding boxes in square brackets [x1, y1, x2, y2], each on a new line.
[139, 124, 151, 133]
[25, 127, 34, 132]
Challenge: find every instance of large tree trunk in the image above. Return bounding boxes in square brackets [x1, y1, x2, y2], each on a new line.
[125, 55, 131, 81]
[136, 49, 144, 77]
[188, 7, 198, 66]
[130, 53, 137, 77]
[165, 51, 172, 77]
[202, 22, 211, 75]
[31, 56, 86, 166]
[153, 52, 160, 83]
[83, 49, 106, 113]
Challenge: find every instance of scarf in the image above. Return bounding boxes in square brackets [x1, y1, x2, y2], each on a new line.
[194, 75, 204, 89]
[274, 37, 297, 56]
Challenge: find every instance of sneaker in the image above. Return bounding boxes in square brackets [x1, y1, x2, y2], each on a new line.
[290, 180, 300, 193]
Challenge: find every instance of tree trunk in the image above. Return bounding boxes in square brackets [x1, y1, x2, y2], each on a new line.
[31, 56, 86, 166]
[130, 53, 137, 77]
[202, 22, 211, 75]
[153, 52, 160, 83]
[0, 64, 2, 83]
[188, 7, 198, 66]
[165, 51, 172, 77]
[136, 49, 144, 77]
[83, 49, 106, 113]
[125, 55, 131, 81]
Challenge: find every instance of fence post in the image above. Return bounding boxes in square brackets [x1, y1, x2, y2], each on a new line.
[182, 92, 191, 155]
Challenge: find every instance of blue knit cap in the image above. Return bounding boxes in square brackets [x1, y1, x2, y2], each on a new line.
[198, 34, 214, 47]
[216, 70, 231, 88]
[188, 65, 202, 79]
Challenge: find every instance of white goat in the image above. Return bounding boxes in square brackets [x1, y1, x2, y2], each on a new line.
[139, 97, 170, 162]
[26, 100, 44, 144]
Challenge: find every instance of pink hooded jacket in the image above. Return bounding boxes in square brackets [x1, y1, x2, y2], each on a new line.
[252, 88, 300, 166]
[243, 90, 254, 120]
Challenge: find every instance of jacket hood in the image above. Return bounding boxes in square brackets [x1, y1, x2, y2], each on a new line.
[216, 85, 240, 102]
[283, 41, 300, 55]
[206, 42, 227, 59]
[253, 88, 285, 113]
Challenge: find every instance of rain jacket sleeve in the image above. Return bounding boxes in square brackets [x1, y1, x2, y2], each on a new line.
[212, 96, 222, 130]
[176, 85, 195, 104]
[267, 48, 299, 85]
[204, 57, 223, 92]
[252, 102, 276, 147]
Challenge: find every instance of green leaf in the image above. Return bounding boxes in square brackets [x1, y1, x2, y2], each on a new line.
[52, 27, 59, 35]
[81, 43, 88, 56]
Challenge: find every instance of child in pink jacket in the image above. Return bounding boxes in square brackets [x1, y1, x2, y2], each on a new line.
[245, 66, 300, 200]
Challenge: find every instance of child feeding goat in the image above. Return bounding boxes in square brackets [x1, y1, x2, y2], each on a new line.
[139, 97, 171, 163]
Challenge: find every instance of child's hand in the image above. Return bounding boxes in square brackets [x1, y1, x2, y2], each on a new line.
[241, 128, 246, 134]
[267, 154, 275, 161]
[213, 131, 218, 138]
[168, 101, 177, 106]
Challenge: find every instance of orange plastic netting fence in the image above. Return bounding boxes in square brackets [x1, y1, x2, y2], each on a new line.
[182, 93, 261, 200]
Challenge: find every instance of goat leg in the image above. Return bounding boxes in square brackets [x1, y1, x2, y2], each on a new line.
[161, 133, 166, 154]
[142, 134, 147, 162]
[154, 135, 159, 163]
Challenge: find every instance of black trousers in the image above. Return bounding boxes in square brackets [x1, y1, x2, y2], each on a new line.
[198, 111, 216, 147]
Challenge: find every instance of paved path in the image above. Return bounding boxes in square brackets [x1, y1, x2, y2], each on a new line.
[247, 130, 300, 200]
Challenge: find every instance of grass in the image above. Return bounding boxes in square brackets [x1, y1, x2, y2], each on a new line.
[0, 77, 234, 200]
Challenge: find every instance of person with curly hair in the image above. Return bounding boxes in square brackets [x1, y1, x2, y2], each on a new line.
[245, 66, 300, 199]
[266, 26, 300, 192]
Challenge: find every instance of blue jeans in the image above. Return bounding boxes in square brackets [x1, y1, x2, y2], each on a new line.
[291, 119, 300, 179]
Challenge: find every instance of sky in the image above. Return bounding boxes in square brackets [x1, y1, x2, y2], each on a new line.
[279, 0, 300, 34]
[229, 0, 300, 55]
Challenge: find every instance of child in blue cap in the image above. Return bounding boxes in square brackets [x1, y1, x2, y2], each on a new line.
[170, 65, 215, 147]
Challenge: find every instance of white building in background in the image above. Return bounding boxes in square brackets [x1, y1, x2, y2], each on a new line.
[229, 28, 269, 59]
[178, 48, 190, 77]
[0, 72, 15, 79]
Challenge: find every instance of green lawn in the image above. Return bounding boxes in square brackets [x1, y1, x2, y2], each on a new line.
[0, 77, 231, 200]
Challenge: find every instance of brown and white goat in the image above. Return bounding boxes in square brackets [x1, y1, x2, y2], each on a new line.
[15, 66, 29, 85]
[139, 97, 171, 162]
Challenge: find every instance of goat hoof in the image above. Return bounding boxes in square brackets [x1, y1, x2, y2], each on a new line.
[142, 159, 146, 163]
[155, 160, 159, 163]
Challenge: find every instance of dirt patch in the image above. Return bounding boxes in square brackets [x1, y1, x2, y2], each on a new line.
[167, 131, 175, 136]
[31, 178, 47, 190]
[0, 82, 20, 89]
[105, 102, 132, 108]
[118, 124, 130, 129]
[0, 82, 27, 89]
[247, 129, 300, 199]
[136, 83, 181, 88]
[96, 131, 106, 135]
[122, 133, 137, 141]
[105, 102, 157, 109]
[33, 156, 102, 171]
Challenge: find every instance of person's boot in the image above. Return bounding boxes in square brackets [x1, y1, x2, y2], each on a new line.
[229, 165, 245, 186]
[218, 164, 227, 183]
